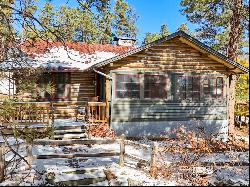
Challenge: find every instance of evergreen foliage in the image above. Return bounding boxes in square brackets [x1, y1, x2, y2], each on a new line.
[143, 24, 171, 44]
[23, 0, 138, 44]
[180, 0, 249, 56]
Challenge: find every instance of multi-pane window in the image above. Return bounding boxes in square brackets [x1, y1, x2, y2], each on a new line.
[114, 73, 224, 101]
[144, 75, 167, 99]
[176, 76, 201, 101]
[115, 74, 140, 99]
[53, 73, 70, 99]
[176, 75, 224, 101]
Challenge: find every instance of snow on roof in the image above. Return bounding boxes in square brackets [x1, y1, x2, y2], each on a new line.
[1, 40, 133, 71]
[32, 46, 118, 71]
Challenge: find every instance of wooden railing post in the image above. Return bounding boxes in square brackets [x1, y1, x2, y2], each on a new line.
[0, 141, 5, 182]
[27, 144, 33, 170]
[119, 134, 125, 167]
[150, 142, 158, 178]
[50, 102, 55, 124]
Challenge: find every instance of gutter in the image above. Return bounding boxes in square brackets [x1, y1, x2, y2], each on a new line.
[93, 68, 113, 80]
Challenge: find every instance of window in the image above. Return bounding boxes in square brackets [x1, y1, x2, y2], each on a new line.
[176, 75, 224, 102]
[176, 76, 201, 101]
[144, 75, 167, 99]
[216, 77, 224, 99]
[37, 72, 71, 101]
[115, 74, 140, 99]
[114, 73, 225, 102]
[53, 73, 70, 100]
[203, 78, 211, 96]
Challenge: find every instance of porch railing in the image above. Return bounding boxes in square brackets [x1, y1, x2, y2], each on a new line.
[86, 102, 107, 123]
[1, 101, 108, 125]
[0, 102, 52, 126]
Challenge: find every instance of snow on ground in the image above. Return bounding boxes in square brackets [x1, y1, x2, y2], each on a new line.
[53, 118, 85, 127]
[0, 138, 173, 186]
[0, 118, 249, 186]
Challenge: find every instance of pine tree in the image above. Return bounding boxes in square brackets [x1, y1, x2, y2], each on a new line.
[180, 0, 249, 55]
[21, 0, 38, 40]
[143, 33, 161, 44]
[143, 23, 170, 44]
[113, 0, 138, 38]
[56, 5, 80, 41]
[74, 7, 98, 43]
[160, 24, 170, 37]
[0, 0, 16, 61]
[177, 23, 190, 34]
[95, 0, 113, 44]
[39, 1, 57, 40]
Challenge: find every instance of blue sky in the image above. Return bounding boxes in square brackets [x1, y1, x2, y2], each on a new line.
[37, 0, 198, 44]
[126, 0, 198, 42]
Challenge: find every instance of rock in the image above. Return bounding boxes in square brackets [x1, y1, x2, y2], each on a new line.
[103, 169, 117, 181]
[127, 178, 142, 186]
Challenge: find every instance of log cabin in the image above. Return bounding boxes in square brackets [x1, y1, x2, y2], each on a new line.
[0, 31, 248, 139]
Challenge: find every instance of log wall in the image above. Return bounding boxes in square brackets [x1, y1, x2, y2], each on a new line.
[70, 71, 96, 102]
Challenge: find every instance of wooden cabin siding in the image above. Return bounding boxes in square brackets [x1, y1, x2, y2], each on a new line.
[70, 72, 95, 102]
[102, 38, 230, 74]
[14, 71, 96, 102]
[98, 37, 230, 125]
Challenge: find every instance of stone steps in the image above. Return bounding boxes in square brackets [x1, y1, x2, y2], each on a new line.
[48, 167, 108, 186]
[54, 133, 88, 140]
[53, 120, 87, 140]
[54, 129, 84, 134]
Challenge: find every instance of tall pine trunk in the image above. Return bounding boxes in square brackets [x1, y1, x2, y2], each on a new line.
[227, 0, 243, 136]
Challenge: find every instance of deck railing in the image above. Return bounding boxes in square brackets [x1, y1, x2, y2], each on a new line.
[0, 101, 108, 125]
[86, 102, 107, 123]
[0, 102, 52, 126]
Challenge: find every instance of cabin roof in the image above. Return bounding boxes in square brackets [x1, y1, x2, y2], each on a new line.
[1, 41, 133, 71]
[20, 40, 133, 56]
[92, 31, 249, 74]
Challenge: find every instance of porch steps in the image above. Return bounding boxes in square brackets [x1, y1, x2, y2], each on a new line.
[54, 129, 84, 134]
[51, 102, 85, 119]
[53, 120, 88, 140]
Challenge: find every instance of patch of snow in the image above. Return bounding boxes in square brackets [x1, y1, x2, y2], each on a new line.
[33, 47, 117, 71]
[0, 46, 118, 71]
[53, 118, 85, 127]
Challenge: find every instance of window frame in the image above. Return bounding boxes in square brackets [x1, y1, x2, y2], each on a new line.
[38, 72, 71, 101]
[112, 72, 226, 102]
[175, 75, 201, 101]
[144, 74, 168, 99]
[175, 74, 225, 102]
[215, 77, 224, 99]
[52, 72, 71, 101]
[114, 74, 141, 99]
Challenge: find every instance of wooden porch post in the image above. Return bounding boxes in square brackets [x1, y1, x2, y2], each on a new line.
[228, 74, 236, 136]
[105, 78, 111, 124]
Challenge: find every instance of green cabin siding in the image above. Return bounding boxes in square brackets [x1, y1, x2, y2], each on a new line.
[110, 71, 228, 123]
